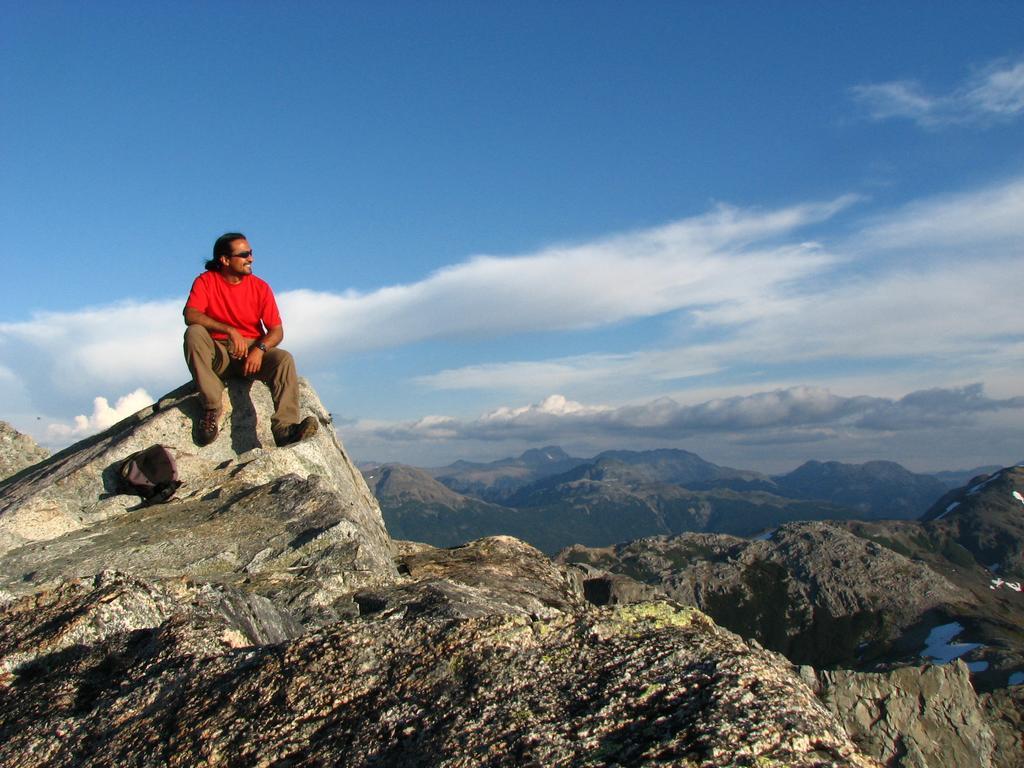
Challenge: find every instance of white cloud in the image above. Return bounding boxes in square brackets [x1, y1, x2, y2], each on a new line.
[416, 258, 1024, 397]
[47, 388, 155, 441]
[852, 57, 1024, 127]
[965, 60, 1024, 116]
[481, 394, 612, 423]
[858, 176, 1024, 251]
[419, 175, 1024, 398]
[852, 80, 937, 122]
[278, 198, 852, 354]
[0, 300, 182, 394]
[418, 352, 721, 393]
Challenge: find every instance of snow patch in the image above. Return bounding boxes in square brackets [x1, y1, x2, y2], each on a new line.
[990, 578, 1022, 592]
[753, 529, 776, 541]
[922, 622, 981, 664]
[967, 474, 1000, 495]
[935, 501, 960, 520]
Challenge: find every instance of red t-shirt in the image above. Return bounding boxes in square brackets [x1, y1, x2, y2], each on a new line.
[185, 271, 283, 340]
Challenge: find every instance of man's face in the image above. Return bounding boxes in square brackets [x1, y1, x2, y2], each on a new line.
[220, 239, 254, 278]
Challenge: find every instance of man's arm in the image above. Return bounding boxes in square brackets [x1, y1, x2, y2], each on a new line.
[260, 324, 284, 349]
[241, 324, 284, 375]
[183, 306, 249, 358]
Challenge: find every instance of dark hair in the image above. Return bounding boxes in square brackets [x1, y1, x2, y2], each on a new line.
[205, 232, 247, 271]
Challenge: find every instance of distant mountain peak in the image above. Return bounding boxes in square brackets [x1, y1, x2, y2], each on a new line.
[770, 458, 947, 519]
[518, 446, 571, 466]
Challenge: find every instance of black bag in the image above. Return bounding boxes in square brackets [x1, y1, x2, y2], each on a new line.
[117, 445, 182, 504]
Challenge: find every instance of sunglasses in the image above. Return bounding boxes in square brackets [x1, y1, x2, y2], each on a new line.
[229, 250, 254, 259]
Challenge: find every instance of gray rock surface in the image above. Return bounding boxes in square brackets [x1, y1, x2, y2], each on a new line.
[0, 421, 48, 483]
[565, 561, 667, 606]
[560, 522, 968, 667]
[813, 661, 998, 768]
[981, 685, 1024, 768]
[370, 535, 590, 620]
[0, 570, 300, 678]
[0, 571, 879, 767]
[921, 465, 1024, 576]
[0, 382, 883, 766]
[0, 379, 397, 626]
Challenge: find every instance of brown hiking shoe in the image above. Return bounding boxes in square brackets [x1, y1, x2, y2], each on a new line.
[198, 408, 221, 446]
[274, 415, 319, 447]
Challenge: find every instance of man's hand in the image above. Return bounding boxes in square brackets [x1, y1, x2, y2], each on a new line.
[243, 346, 264, 375]
[227, 328, 249, 359]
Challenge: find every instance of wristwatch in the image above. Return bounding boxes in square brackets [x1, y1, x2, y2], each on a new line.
[256, 342, 267, 352]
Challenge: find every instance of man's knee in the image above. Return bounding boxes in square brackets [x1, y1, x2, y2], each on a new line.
[184, 324, 213, 349]
[267, 348, 295, 370]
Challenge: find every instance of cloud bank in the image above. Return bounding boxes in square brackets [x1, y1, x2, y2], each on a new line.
[351, 384, 1024, 446]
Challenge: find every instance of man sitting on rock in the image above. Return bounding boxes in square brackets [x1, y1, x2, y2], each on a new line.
[183, 232, 318, 447]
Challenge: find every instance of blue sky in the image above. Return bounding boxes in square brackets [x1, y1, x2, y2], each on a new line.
[3, 2, 1024, 472]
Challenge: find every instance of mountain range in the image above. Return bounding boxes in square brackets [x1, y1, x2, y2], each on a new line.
[366, 446, 1024, 697]
[364, 446, 966, 554]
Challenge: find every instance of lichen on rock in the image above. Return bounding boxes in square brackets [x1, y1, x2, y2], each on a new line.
[0, 578, 879, 767]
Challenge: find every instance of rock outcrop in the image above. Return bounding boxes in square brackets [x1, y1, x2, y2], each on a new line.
[921, 465, 1024, 576]
[810, 661, 1024, 768]
[560, 518, 1024, 768]
[0, 421, 48, 483]
[810, 661, 997, 768]
[560, 522, 969, 668]
[0, 378, 397, 626]
[0, 568, 880, 767]
[981, 685, 1024, 768]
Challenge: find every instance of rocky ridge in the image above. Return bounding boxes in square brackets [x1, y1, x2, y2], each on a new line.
[0, 379, 396, 628]
[0, 567, 878, 768]
[810, 662, 998, 768]
[920, 464, 1024, 575]
[0, 421, 48, 484]
[559, 510, 1024, 766]
[560, 522, 971, 669]
[0, 382, 887, 767]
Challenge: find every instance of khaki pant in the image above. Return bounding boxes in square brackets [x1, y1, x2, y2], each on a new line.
[183, 325, 300, 434]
